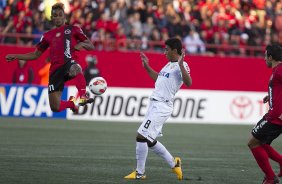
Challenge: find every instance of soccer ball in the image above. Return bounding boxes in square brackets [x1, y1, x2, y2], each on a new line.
[89, 77, 107, 95]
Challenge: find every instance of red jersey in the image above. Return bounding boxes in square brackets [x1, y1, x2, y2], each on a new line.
[36, 25, 88, 74]
[13, 65, 34, 84]
[265, 63, 282, 125]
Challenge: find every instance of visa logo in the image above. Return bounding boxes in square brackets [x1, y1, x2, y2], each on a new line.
[0, 86, 53, 117]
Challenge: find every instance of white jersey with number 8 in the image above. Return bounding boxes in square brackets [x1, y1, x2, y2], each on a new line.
[138, 61, 190, 142]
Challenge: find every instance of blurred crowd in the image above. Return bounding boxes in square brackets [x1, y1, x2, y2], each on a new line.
[1, 0, 282, 56]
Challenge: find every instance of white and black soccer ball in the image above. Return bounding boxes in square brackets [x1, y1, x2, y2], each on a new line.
[89, 77, 107, 95]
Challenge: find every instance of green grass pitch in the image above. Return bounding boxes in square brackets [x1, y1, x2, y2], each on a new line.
[0, 117, 281, 184]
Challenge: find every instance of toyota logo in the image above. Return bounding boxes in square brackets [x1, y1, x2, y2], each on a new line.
[230, 96, 253, 119]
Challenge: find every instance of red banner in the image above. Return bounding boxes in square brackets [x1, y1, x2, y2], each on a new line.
[0, 45, 270, 91]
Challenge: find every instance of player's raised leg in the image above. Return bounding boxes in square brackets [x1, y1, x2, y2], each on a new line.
[69, 64, 93, 106]
[49, 91, 77, 112]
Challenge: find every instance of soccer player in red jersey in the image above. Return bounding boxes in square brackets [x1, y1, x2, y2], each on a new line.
[248, 44, 282, 184]
[6, 3, 94, 113]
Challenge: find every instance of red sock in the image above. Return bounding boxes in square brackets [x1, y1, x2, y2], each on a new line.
[251, 146, 276, 180]
[58, 100, 75, 112]
[73, 73, 86, 97]
[263, 144, 282, 175]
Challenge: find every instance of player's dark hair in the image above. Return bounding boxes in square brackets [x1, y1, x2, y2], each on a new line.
[165, 38, 182, 55]
[52, 3, 64, 13]
[266, 44, 282, 61]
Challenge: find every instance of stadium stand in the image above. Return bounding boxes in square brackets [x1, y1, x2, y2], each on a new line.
[0, 0, 280, 57]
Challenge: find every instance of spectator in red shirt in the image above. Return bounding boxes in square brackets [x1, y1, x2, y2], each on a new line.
[106, 16, 120, 34]
[114, 26, 127, 49]
[95, 13, 108, 31]
[12, 59, 34, 84]
[6, 2, 94, 113]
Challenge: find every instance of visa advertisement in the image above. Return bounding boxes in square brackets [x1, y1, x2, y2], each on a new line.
[0, 84, 66, 118]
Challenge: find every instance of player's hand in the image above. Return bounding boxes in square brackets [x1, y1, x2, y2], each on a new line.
[178, 49, 185, 66]
[263, 95, 269, 103]
[140, 52, 149, 67]
[6, 54, 17, 62]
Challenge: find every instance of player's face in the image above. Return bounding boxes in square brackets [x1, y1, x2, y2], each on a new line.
[265, 51, 272, 68]
[164, 46, 173, 60]
[51, 9, 65, 27]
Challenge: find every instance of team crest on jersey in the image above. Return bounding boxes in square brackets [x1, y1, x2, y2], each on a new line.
[56, 33, 61, 37]
[64, 29, 71, 34]
[159, 71, 170, 78]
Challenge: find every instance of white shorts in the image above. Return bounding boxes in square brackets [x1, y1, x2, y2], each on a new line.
[137, 99, 173, 142]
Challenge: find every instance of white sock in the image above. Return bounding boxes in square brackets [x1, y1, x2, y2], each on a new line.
[136, 142, 148, 174]
[150, 141, 175, 168]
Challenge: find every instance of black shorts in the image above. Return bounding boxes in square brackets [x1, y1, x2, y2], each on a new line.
[48, 61, 77, 94]
[252, 117, 282, 144]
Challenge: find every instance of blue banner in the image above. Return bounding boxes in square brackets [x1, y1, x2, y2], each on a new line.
[0, 85, 67, 118]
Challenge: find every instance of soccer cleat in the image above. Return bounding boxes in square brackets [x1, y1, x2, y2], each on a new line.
[78, 92, 94, 106]
[262, 176, 280, 184]
[68, 96, 78, 113]
[172, 157, 183, 180]
[124, 171, 146, 180]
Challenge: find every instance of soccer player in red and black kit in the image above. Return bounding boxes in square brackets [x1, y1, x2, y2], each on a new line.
[248, 44, 282, 184]
[6, 3, 94, 113]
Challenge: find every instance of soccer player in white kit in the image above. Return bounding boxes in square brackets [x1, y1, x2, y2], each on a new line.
[124, 38, 192, 180]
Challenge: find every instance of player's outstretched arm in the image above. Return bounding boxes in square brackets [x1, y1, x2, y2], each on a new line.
[178, 50, 192, 87]
[6, 49, 42, 62]
[140, 52, 158, 81]
[74, 39, 94, 51]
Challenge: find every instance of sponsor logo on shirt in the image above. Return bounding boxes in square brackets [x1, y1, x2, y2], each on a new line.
[64, 39, 71, 58]
[159, 71, 170, 78]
